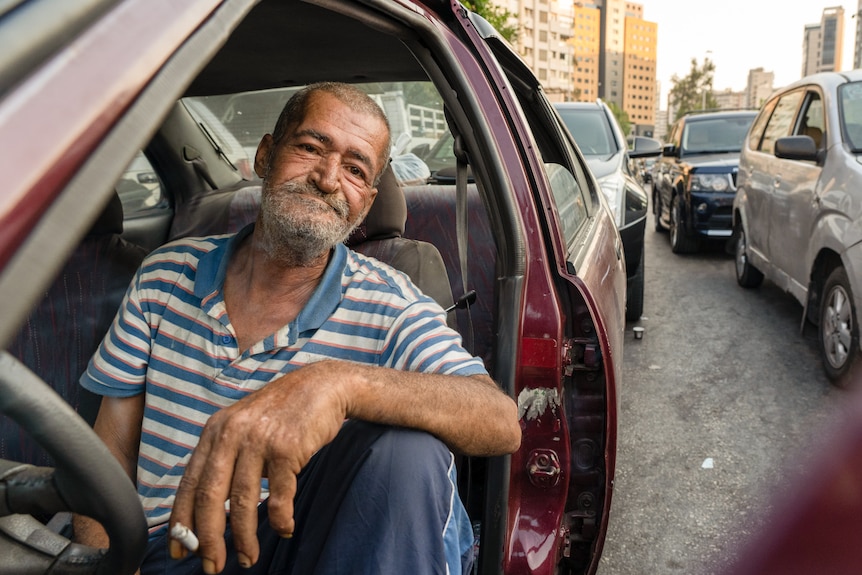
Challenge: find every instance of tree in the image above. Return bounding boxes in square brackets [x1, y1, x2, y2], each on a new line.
[669, 57, 718, 121]
[463, 0, 519, 44]
[607, 101, 631, 136]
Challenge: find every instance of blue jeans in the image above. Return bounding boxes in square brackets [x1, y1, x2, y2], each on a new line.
[141, 420, 474, 574]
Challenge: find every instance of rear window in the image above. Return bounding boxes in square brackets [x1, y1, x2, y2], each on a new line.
[557, 107, 618, 156]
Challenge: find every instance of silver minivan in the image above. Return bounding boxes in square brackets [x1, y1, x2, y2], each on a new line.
[733, 70, 862, 384]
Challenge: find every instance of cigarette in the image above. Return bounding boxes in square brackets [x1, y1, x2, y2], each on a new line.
[170, 522, 200, 553]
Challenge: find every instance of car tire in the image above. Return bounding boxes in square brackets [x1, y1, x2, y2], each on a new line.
[653, 192, 666, 232]
[626, 245, 645, 322]
[734, 225, 763, 288]
[669, 195, 699, 254]
[820, 266, 860, 385]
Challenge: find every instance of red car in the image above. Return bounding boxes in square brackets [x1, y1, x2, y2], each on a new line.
[0, 1, 627, 573]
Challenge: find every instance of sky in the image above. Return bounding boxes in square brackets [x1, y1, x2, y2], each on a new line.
[642, 0, 859, 107]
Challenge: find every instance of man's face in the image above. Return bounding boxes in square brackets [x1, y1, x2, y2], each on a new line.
[253, 91, 388, 265]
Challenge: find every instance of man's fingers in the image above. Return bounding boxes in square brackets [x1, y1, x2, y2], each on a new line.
[228, 452, 265, 568]
[170, 419, 235, 573]
[169, 432, 211, 559]
[263, 459, 298, 538]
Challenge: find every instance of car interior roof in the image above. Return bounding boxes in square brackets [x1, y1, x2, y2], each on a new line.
[184, 1, 429, 97]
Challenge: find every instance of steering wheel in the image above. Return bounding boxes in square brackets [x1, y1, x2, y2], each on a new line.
[0, 351, 146, 574]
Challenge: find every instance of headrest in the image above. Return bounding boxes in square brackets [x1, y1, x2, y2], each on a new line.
[346, 163, 406, 246]
[88, 191, 124, 236]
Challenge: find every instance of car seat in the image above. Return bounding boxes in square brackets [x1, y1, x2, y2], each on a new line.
[2, 192, 148, 467]
[169, 164, 455, 313]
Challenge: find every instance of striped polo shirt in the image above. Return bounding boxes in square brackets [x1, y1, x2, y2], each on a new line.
[81, 225, 486, 530]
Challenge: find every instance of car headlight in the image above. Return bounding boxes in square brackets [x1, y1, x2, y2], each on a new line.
[598, 172, 625, 225]
[690, 173, 732, 192]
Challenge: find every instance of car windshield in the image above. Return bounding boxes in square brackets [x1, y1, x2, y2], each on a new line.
[682, 116, 755, 154]
[184, 82, 447, 182]
[557, 108, 618, 157]
[839, 81, 862, 152]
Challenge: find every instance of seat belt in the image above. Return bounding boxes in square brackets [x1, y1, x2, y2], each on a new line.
[452, 133, 474, 354]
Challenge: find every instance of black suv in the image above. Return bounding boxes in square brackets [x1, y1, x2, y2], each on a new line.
[653, 111, 757, 253]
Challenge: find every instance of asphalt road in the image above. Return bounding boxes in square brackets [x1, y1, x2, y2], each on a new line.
[595, 201, 850, 575]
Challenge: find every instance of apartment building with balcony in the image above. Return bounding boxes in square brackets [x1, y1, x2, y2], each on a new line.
[498, 0, 576, 101]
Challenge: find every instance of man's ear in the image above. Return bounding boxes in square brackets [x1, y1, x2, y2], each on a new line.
[254, 134, 275, 178]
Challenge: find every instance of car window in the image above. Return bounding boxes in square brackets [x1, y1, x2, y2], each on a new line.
[556, 107, 617, 156]
[187, 88, 300, 166]
[547, 162, 589, 242]
[760, 90, 803, 154]
[681, 116, 754, 154]
[839, 80, 862, 151]
[183, 83, 447, 183]
[747, 97, 777, 150]
[116, 151, 166, 216]
[794, 91, 825, 148]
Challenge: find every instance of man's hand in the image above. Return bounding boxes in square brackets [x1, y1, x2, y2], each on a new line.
[168, 361, 349, 574]
[167, 359, 519, 574]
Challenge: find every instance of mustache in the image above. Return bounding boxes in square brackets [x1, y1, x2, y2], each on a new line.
[266, 180, 350, 219]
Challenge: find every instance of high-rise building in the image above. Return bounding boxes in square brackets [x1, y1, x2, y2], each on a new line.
[802, 7, 844, 76]
[498, 0, 576, 102]
[621, 7, 656, 131]
[855, 0, 862, 69]
[498, 0, 656, 131]
[570, 3, 601, 101]
[803, 24, 821, 77]
[592, 1, 656, 133]
[745, 67, 774, 109]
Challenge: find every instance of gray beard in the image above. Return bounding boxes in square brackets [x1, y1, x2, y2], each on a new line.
[256, 179, 361, 267]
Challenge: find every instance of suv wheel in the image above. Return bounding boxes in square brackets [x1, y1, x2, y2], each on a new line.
[653, 192, 666, 232]
[734, 226, 763, 288]
[670, 195, 699, 254]
[626, 245, 645, 321]
[820, 266, 859, 385]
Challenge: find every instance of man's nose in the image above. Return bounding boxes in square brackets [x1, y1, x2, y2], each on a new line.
[310, 153, 340, 193]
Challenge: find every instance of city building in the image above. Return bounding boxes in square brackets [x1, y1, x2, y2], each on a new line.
[745, 67, 774, 109]
[498, 0, 576, 102]
[802, 6, 844, 76]
[498, 0, 656, 133]
[714, 88, 746, 110]
[855, 0, 862, 69]
[621, 4, 657, 133]
[570, 3, 601, 101]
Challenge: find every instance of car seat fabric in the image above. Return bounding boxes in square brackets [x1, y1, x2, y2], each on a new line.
[803, 126, 823, 149]
[402, 183, 495, 370]
[3, 192, 148, 467]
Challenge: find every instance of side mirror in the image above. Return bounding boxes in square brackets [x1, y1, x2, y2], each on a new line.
[629, 136, 663, 158]
[774, 135, 819, 162]
[662, 143, 679, 158]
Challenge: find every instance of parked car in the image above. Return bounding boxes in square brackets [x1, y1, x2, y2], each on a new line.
[733, 70, 862, 384]
[0, 1, 627, 574]
[554, 100, 661, 321]
[653, 110, 757, 253]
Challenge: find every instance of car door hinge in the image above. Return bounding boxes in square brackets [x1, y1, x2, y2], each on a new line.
[563, 338, 602, 375]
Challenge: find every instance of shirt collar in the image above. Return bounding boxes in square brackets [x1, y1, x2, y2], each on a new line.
[195, 224, 347, 337]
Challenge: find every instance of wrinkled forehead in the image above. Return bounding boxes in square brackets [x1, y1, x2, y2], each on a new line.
[292, 92, 390, 172]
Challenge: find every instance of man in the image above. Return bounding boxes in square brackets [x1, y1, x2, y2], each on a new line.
[73, 82, 521, 574]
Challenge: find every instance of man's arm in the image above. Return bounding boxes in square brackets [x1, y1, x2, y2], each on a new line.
[170, 360, 520, 572]
[72, 395, 144, 548]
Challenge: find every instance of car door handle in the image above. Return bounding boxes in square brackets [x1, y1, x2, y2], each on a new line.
[772, 177, 781, 188]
